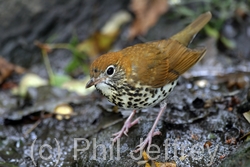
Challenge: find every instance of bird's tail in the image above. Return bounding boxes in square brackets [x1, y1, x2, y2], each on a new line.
[170, 11, 212, 46]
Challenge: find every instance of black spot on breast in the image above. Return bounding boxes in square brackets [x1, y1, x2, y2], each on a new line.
[133, 93, 140, 97]
[150, 90, 155, 98]
[129, 97, 134, 101]
[145, 88, 149, 92]
[160, 87, 164, 91]
[128, 92, 134, 96]
[169, 88, 172, 92]
[112, 97, 116, 103]
[158, 95, 161, 99]
[128, 85, 135, 91]
[171, 82, 174, 85]
[118, 102, 123, 107]
[143, 93, 147, 97]
[153, 99, 157, 103]
[143, 103, 149, 106]
[134, 99, 140, 102]
[139, 101, 144, 104]
[164, 92, 168, 97]
[155, 89, 158, 94]
[125, 88, 130, 92]
[162, 90, 166, 95]
[117, 97, 123, 102]
[128, 101, 132, 106]
[145, 97, 149, 101]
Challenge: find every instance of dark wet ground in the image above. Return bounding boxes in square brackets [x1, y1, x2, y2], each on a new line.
[1, 81, 250, 166]
[0, 0, 250, 167]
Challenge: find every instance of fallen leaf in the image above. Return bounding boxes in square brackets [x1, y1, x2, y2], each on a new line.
[11, 73, 48, 97]
[1, 81, 17, 89]
[228, 107, 233, 111]
[54, 103, 75, 120]
[76, 32, 113, 60]
[0, 57, 14, 85]
[225, 73, 249, 90]
[77, 10, 131, 61]
[101, 10, 132, 36]
[179, 155, 187, 161]
[243, 110, 250, 123]
[62, 76, 95, 96]
[204, 141, 212, 148]
[0, 56, 25, 85]
[129, 0, 169, 39]
[142, 151, 149, 161]
[247, 135, 250, 142]
[138, 151, 176, 167]
[191, 133, 199, 140]
[204, 99, 213, 108]
[225, 137, 237, 145]
[219, 155, 226, 159]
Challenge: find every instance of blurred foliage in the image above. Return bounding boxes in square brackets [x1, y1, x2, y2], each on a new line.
[170, 0, 249, 49]
[171, 0, 248, 21]
[15, 40, 95, 96]
[35, 30, 121, 91]
[35, 10, 131, 87]
[35, 40, 79, 87]
[35, 0, 250, 87]
[65, 35, 89, 75]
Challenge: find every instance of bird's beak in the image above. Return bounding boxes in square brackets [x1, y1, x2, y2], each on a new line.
[85, 77, 104, 88]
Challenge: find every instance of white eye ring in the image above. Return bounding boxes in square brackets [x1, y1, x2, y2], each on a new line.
[106, 65, 115, 76]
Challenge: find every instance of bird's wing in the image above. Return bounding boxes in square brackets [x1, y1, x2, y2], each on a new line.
[121, 40, 206, 88]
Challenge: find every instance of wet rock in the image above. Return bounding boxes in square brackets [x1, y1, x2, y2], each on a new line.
[219, 141, 250, 167]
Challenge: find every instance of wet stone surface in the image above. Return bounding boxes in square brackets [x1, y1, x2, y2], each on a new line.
[0, 82, 250, 167]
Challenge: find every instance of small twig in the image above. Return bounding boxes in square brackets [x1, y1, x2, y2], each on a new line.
[24, 112, 53, 137]
[101, 118, 124, 130]
[24, 119, 41, 137]
[239, 131, 250, 141]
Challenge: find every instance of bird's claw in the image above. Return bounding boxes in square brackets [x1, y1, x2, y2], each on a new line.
[134, 130, 161, 153]
[112, 118, 140, 143]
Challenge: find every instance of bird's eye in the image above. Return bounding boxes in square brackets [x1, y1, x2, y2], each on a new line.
[106, 65, 115, 76]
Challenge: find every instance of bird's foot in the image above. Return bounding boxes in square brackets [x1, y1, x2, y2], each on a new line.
[134, 102, 167, 153]
[112, 115, 139, 142]
[134, 130, 161, 153]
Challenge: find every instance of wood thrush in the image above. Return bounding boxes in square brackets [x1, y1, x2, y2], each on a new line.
[86, 12, 212, 152]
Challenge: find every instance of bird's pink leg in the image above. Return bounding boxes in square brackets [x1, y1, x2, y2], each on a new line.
[112, 110, 139, 142]
[134, 102, 167, 153]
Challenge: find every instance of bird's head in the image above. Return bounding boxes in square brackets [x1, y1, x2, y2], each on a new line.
[85, 52, 124, 90]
